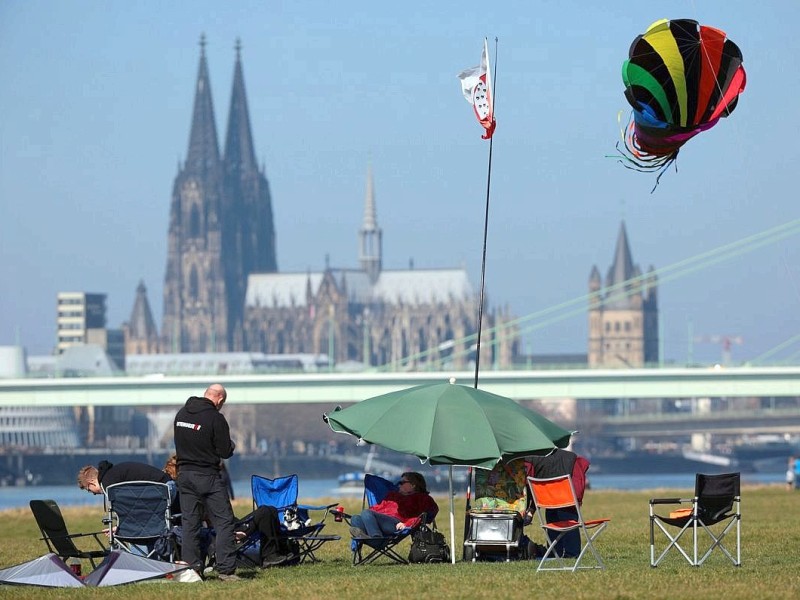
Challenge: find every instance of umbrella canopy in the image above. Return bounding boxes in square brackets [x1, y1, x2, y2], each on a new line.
[324, 380, 574, 564]
[325, 381, 572, 468]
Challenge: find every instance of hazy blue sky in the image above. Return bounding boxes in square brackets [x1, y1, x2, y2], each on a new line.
[1, 1, 798, 365]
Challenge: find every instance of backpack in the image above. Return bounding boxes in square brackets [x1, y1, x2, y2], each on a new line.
[408, 525, 451, 564]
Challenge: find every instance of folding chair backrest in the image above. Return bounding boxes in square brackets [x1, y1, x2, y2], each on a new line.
[105, 481, 171, 540]
[473, 459, 528, 514]
[528, 475, 578, 510]
[363, 473, 397, 509]
[29, 499, 81, 556]
[695, 472, 740, 520]
[252, 474, 299, 521]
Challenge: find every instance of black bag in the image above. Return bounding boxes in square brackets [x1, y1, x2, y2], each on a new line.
[408, 525, 451, 564]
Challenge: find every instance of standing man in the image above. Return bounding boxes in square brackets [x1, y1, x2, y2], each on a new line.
[174, 383, 239, 581]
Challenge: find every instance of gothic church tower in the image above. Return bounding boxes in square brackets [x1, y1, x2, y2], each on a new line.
[163, 36, 276, 353]
[588, 221, 658, 367]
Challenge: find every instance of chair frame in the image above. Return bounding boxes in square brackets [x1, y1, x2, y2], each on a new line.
[649, 472, 741, 567]
[347, 473, 430, 566]
[463, 461, 528, 562]
[103, 480, 177, 561]
[527, 474, 610, 572]
[251, 474, 340, 564]
[29, 499, 109, 568]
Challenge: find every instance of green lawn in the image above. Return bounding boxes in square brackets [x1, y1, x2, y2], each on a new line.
[1, 485, 798, 599]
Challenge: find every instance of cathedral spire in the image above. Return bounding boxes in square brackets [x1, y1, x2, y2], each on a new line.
[223, 37, 257, 176]
[185, 33, 221, 175]
[359, 164, 382, 283]
[606, 220, 635, 289]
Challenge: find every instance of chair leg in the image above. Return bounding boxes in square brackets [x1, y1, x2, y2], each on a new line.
[697, 516, 741, 566]
[576, 523, 607, 571]
[651, 518, 695, 567]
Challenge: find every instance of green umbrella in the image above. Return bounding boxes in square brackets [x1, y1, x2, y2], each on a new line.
[323, 380, 573, 564]
[324, 381, 572, 468]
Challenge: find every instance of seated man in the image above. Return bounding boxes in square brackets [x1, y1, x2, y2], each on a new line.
[234, 506, 297, 567]
[525, 448, 590, 558]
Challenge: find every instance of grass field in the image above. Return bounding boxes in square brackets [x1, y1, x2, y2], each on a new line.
[1, 484, 798, 599]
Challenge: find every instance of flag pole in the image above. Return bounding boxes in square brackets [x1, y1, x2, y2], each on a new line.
[473, 37, 498, 390]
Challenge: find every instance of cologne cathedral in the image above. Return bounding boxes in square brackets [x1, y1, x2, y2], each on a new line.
[126, 37, 517, 370]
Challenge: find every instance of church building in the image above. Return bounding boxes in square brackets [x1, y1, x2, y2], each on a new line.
[588, 221, 658, 368]
[125, 37, 516, 370]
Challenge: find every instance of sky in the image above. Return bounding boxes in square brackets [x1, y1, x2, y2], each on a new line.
[1, 1, 799, 366]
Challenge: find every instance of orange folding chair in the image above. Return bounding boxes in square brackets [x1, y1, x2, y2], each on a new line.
[527, 474, 610, 572]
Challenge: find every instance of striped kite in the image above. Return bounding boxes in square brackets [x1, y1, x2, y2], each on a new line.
[618, 19, 746, 186]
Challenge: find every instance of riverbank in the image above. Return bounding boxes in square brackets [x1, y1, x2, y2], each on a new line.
[1, 472, 786, 512]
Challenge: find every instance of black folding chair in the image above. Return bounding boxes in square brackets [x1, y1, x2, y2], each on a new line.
[29, 499, 109, 568]
[649, 472, 741, 567]
[104, 481, 178, 561]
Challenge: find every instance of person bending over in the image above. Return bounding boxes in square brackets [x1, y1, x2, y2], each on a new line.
[349, 471, 438, 538]
[78, 460, 174, 496]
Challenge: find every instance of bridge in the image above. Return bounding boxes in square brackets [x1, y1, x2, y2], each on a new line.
[1, 365, 798, 406]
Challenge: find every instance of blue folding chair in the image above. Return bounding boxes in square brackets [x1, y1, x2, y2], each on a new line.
[347, 473, 431, 566]
[103, 481, 178, 561]
[250, 474, 340, 564]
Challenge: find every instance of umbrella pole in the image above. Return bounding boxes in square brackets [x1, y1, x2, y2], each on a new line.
[449, 465, 456, 564]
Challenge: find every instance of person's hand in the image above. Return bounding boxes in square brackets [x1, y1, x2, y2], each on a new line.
[235, 531, 247, 542]
[395, 522, 406, 531]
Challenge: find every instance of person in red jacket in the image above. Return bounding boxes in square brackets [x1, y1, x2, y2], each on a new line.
[349, 471, 439, 538]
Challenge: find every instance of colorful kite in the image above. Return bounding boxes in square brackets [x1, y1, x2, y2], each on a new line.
[618, 18, 746, 184]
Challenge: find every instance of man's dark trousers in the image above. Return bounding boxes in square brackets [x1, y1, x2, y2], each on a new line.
[178, 470, 237, 574]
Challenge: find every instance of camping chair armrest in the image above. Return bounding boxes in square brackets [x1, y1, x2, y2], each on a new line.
[649, 497, 691, 505]
[298, 502, 338, 511]
[406, 512, 430, 529]
[52, 530, 109, 549]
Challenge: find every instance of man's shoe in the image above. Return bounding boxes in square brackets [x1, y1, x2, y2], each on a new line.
[218, 573, 242, 582]
[349, 526, 368, 538]
[261, 552, 296, 567]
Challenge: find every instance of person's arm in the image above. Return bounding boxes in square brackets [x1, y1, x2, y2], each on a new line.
[213, 415, 236, 459]
[572, 456, 591, 504]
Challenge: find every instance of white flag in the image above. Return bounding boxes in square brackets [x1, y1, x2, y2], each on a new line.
[457, 38, 495, 139]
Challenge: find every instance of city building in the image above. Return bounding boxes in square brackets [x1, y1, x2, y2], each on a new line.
[56, 291, 124, 370]
[588, 221, 658, 368]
